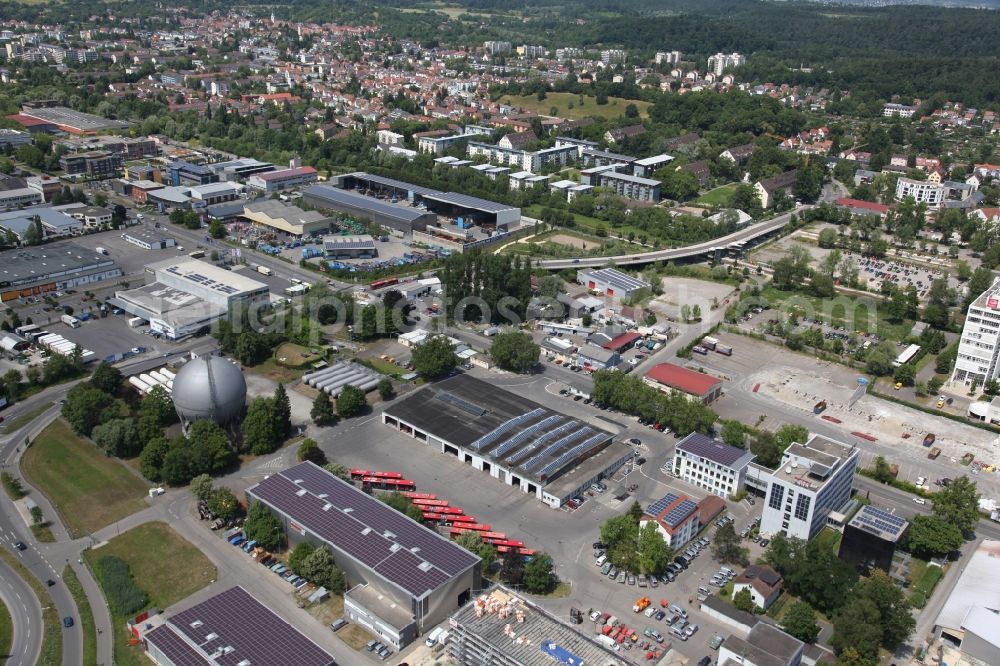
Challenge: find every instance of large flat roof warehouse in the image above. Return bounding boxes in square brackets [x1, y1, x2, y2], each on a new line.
[577, 267, 650, 293]
[248, 462, 479, 598]
[340, 172, 442, 197]
[303, 185, 433, 225]
[143, 586, 335, 666]
[383, 374, 627, 492]
[421, 191, 518, 215]
[449, 586, 627, 666]
[148, 257, 269, 297]
[0, 241, 115, 288]
[16, 106, 130, 134]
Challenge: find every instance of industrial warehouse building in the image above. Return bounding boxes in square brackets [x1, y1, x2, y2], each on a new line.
[644, 362, 724, 404]
[323, 234, 377, 258]
[302, 184, 435, 234]
[448, 586, 627, 666]
[140, 586, 335, 666]
[243, 200, 334, 236]
[382, 374, 634, 508]
[576, 267, 650, 299]
[246, 462, 480, 649]
[246, 165, 319, 193]
[0, 241, 121, 302]
[112, 257, 269, 339]
[332, 172, 521, 230]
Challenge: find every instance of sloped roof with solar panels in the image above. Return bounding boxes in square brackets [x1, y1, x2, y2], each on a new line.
[644, 492, 699, 533]
[383, 374, 614, 485]
[247, 463, 479, 600]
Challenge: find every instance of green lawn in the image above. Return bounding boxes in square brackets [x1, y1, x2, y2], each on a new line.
[21, 419, 149, 538]
[0, 549, 61, 666]
[62, 567, 98, 666]
[84, 522, 216, 666]
[696, 184, 738, 207]
[814, 527, 843, 552]
[908, 559, 944, 608]
[761, 285, 913, 342]
[0, 401, 53, 435]
[500, 92, 652, 120]
[0, 592, 12, 665]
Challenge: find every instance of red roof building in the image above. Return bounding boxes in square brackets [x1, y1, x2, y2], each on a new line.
[602, 331, 642, 353]
[834, 197, 890, 218]
[643, 362, 723, 404]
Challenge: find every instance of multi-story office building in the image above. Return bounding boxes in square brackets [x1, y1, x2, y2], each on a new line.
[59, 151, 123, 179]
[895, 177, 946, 207]
[883, 103, 917, 118]
[672, 433, 755, 499]
[953, 277, 1000, 386]
[759, 434, 859, 540]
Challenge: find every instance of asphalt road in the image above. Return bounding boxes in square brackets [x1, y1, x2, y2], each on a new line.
[0, 554, 42, 666]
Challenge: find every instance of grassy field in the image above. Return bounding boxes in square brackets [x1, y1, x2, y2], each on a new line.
[31, 523, 55, 542]
[908, 559, 944, 608]
[761, 285, 912, 342]
[62, 567, 98, 666]
[0, 549, 61, 666]
[274, 342, 323, 368]
[696, 184, 738, 207]
[84, 522, 216, 666]
[0, 593, 11, 665]
[0, 401, 53, 435]
[814, 527, 843, 552]
[21, 419, 149, 538]
[246, 357, 306, 383]
[500, 92, 652, 120]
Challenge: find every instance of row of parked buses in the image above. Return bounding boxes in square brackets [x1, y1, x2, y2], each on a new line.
[349, 469, 536, 557]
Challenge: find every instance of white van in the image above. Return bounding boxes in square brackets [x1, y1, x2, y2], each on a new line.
[720, 566, 734, 575]
[595, 554, 607, 567]
[425, 627, 444, 648]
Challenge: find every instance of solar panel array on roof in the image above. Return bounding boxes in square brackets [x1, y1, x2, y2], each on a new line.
[521, 427, 592, 472]
[662, 499, 698, 528]
[851, 505, 908, 540]
[677, 432, 752, 468]
[538, 432, 609, 478]
[434, 390, 487, 416]
[145, 586, 335, 666]
[646, 494, 679, 518]
[422, 191, 517, 214]
[492, 414, 566, 458]
[505, 420, 576, 465]
[470, 408, 546, 450]
[248, 463, 479, 598]
[349, 172, 442, 196]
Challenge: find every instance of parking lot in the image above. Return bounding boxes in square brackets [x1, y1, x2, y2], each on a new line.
[302, 366, 762, 661]
[853, 254, 945, 300]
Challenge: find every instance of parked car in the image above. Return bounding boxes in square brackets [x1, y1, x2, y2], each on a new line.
[330, 618, 348, 632]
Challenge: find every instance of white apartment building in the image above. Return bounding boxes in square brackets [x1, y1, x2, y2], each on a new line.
[707, 52, 746, 76]
[760, 434, 859, 540]
[895, 177, 946, 207]
[601, 49, 626, 64]
[639, 492, 700, 549]
[672, 433, 756, 499]
[655, 51, 683, 65]
[883, 103, 917, 118]
[953, 277, 1000, 386]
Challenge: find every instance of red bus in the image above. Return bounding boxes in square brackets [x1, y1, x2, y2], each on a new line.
[362, 477, 415, 490]
[350, 469, 372, 479]
[448, 524, 491, 535]
[402, 492, 436, 500]
[488, 538, 526, 548]
[449, 514, 477, 524]
[369, 471, 403, 479]
[497, 546, 537, 556]
[517, 548, 536, 556]
[422, 512, 443, 522]
[437, 506, 464, 516]
[479, 531, 507, 541]
[370, 277, 399, 290]
[411, 498, 449, 508]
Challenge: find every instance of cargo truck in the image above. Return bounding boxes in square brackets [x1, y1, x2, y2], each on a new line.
[128, 316, 146, 328]
[61, 314, 81, 328]
[257, 265, 272, 276]
[95, 247, 108, 255]
[701, 336, 718, 351]
[716, 343, 733, 356]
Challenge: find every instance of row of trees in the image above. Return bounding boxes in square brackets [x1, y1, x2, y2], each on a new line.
[591, 369, 717, 437]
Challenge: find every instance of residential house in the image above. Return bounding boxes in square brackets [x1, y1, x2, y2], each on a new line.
[754, 170, 798, 208]
[732, 565, 784, 610]
[604, 125, 645, 145]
